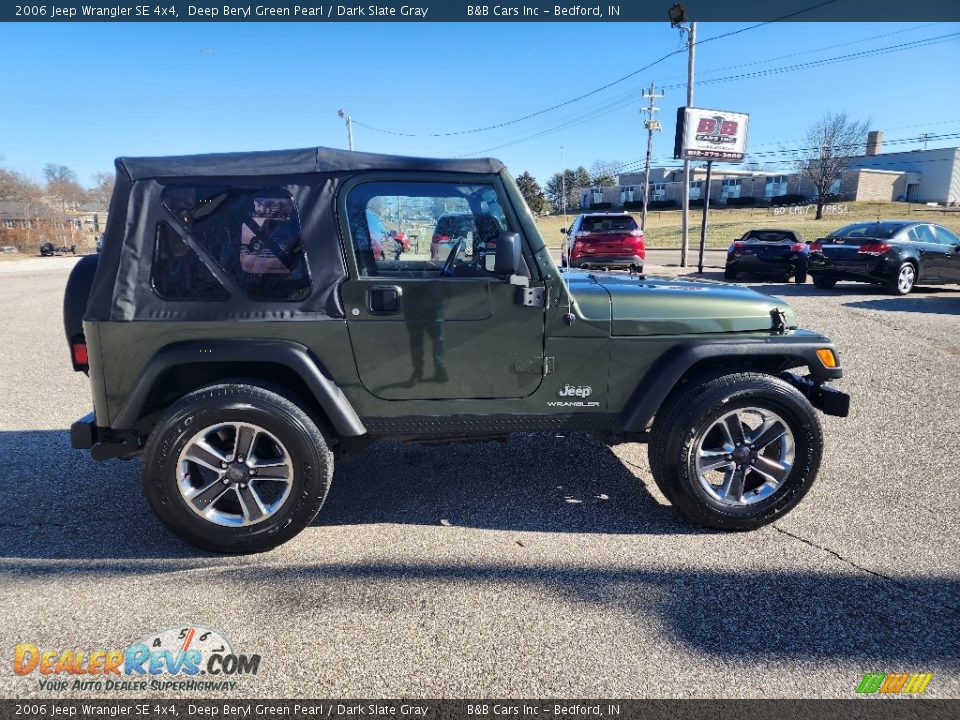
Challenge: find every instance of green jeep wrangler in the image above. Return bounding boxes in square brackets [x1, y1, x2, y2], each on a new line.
[64, 147, 849, 553]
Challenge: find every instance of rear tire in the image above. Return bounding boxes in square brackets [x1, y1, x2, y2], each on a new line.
[888, 262, 916, 295]
[812, 275, 836, 290]
[143, 383, 333, 553]
[648, 373, 823, 530]
[723, 266, 737, 281]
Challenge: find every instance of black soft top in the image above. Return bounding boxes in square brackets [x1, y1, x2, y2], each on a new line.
[86, 146, 507, 323]
[117, 146, 505, 180]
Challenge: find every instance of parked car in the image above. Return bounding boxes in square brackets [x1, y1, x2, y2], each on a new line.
[561, 212, 645, 271]
[724, 229, 809, 283]
[388, 229, 410, 254]
[808, 220, 960, 295]
[65, 145, 848, 553]
[40, 241, 76, 257]
[431, 212, 475, 261]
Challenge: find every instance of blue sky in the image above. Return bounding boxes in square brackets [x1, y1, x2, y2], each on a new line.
[0, 21, 958, 187]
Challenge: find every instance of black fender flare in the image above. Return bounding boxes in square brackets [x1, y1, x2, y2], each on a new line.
[617, 338, 843, 433]
[111, 340, 366, 437]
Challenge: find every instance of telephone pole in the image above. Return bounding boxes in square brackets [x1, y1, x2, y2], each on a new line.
[640, 82, 664, 232]
[337, 108, 354, 151]
[560, 145, 566, 226]
[920, 133, 932, 150]
[669, 4, 696, 266]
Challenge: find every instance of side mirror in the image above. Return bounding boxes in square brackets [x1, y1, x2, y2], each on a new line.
[494, 231, 522, 275]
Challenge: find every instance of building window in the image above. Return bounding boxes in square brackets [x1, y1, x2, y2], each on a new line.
[828, 176, 841, 196]
[3, 220, 14, 229]
[650, 183, 666, 201]
[722, 179, 742, 200]
[689, 181, 703, 201]
[592, 188, 604, 204]
[764, 175, 789, 198]
[620, 186, 635, 204]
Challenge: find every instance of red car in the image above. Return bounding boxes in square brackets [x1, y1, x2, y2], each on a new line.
[561, 212, 645, 271]
[388, 229, 410, 252]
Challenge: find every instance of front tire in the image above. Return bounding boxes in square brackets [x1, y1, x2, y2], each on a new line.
[648, 373, 823, 530]
[812, 275, 836, 290]
[143, 383, 333, 553]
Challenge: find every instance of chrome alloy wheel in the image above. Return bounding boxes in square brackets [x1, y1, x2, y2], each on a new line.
[694, 407, 795, 506]
[897, 264, 916, 294]
[176, 422, 294, 527]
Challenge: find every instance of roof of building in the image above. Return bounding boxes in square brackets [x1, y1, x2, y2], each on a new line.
[0, 200, 71, 221]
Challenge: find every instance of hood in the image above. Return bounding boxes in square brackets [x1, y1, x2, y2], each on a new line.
[564, 271, 796, 336]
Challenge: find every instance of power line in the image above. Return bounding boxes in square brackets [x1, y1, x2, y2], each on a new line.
[350, 2, 839, 140]
[451, 31, 959, 158]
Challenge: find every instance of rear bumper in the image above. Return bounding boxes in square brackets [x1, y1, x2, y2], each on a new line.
[781, 372, 851, 417]
[71, 412, 141, 461]
[572, 254, 644, 269]
[808, 255, 898, 283]
[728, 254, 804, 273]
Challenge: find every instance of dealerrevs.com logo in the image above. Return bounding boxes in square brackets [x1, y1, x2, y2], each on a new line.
[13, 626, 260, 692]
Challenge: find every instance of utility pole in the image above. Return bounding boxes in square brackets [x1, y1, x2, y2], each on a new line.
[920, 133, 932, 150]
[640, 82, 664, 233]
[337, 108, 354, 151]
[560, 144, 566, 227]
[669, 4, 696, 266]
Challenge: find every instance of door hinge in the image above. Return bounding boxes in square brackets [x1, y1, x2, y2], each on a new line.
[515, 356, 555, 375]
[515, 286, 547, 308]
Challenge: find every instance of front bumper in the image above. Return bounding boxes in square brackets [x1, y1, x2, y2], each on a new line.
[781, 372, 850, 417]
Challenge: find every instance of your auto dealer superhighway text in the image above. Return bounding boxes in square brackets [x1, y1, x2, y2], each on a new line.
[187, 4, 430, 17]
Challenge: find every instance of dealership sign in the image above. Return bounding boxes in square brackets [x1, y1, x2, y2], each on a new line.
[674, 107, 750, 162]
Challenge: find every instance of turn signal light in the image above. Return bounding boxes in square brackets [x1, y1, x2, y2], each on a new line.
[816, 348, 837, 368]
[810, 240, 823, 252]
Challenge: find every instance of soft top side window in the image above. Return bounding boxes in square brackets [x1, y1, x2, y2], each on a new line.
[160, 185, 311, 302]
[345, 181, 512, 279]
[151, 221, 230, 301]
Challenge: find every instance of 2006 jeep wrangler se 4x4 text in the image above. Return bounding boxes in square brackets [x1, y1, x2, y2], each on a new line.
[64, 147, 850, 553]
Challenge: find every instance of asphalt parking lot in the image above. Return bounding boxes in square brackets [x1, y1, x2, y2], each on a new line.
[0, 259, 957, 699]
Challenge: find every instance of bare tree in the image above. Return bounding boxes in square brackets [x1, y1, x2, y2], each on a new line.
[43, 163, 78, 185]
[796, 113, 870, 219]
[90, 171, 115, 208]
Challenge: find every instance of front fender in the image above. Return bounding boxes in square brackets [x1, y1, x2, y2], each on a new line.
[617, 333, 844, 433]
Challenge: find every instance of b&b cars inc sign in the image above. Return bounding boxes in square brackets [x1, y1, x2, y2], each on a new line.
[674, 107, 750, 162]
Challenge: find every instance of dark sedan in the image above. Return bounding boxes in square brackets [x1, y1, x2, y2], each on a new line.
[808, 220, 960, 295]
[724, 229, 809, 283]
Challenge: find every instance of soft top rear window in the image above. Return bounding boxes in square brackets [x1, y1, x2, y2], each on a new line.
[581, 215, 638, 232]
[828, 222, 905, 240]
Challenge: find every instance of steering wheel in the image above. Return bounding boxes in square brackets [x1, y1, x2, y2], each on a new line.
[440, 239, 464, 277]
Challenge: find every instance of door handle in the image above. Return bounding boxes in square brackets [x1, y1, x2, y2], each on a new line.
[367, 285, 402, 315]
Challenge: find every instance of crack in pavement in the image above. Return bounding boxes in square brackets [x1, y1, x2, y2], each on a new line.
[771, 523, 960, 616]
